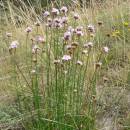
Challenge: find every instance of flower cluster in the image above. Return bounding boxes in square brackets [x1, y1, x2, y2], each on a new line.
[5, 4, 113, 130]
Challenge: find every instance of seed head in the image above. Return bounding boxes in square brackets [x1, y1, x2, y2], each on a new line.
[66, 44, 72, 50]
[106, 33, 111, 37]
[103, 76, 109, 82]
[82, 50, 88, 54]
[95, 62, 102, 69]
[90, 33, 95, 38]
[98, 21, 103, 26]
[48, 18, 52, 23]
[35, 21, 40, 26]
[32, 44, 40, 54]
[84, 42, 93, 48]
[71, 42, 79, 47]
[54, 59, 61, 64]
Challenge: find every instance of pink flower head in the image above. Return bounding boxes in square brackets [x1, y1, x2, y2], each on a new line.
[68, 26, 75, 33]
[103, 46, 109, 53]
[64, 31, 71, 41]
[76, 30, 84, 37]
[9, 41, 19, 49]
[43, 11, 50, 17]
[35, 36, 45, 43]
[62, 55, 71, 61]
[25, 26, 32, 33]
[60, 6, 68, 13]
[52, 18, 62, 28]
[52, 8, 59, 15]
[61, 16, 68, 24]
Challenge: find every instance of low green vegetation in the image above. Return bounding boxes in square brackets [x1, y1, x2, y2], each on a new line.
[0, 0, 130, 130]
